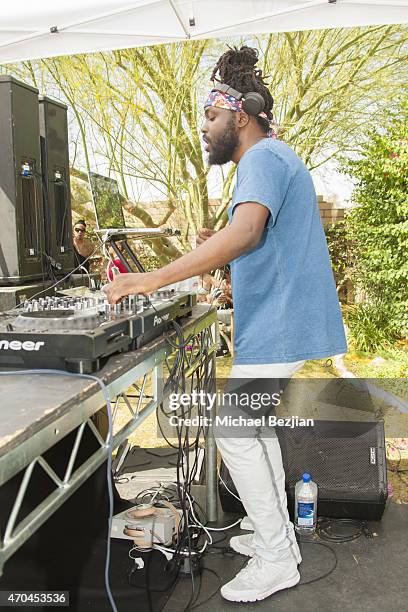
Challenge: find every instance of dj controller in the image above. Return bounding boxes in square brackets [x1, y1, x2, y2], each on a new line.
[0, 290, 196, 372]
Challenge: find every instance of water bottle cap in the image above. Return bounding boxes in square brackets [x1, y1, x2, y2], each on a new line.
[302, 473, 311, 483]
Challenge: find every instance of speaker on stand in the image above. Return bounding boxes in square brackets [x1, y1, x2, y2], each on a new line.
[0, 76, 45, 285]
[39, 96, 75, 276]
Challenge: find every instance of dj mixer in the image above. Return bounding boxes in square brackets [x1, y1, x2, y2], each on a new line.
[0, 290, 195, 372]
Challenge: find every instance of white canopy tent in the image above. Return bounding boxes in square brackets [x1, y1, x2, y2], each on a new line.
[0, 0, 407, 64]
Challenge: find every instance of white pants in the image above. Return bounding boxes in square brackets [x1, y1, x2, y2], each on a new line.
[214, 361, 305, 562]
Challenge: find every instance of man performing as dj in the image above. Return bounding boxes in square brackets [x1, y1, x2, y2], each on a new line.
[104, 46, 347, 602]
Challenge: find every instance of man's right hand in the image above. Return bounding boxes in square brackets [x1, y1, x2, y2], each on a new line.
[196, 227, 216, 246]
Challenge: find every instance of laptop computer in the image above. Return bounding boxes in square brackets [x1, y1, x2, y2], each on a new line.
[88, 171, 126, 230]
[88, 171, 180, 240]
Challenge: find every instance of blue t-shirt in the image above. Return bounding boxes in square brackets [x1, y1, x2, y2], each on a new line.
[228, 138, 348, 365]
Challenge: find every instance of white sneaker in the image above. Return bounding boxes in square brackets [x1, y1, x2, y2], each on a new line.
[230, 532, 302, 564]
[221, 554, 300, 602]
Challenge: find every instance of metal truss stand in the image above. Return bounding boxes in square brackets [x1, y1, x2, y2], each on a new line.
[0, 306, 217, 576]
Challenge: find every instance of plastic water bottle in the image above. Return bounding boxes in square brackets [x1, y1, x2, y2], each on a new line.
[295, 473, 318, 535]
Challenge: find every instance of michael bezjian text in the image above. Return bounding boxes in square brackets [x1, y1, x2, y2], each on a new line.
[168, 414, 315, 428]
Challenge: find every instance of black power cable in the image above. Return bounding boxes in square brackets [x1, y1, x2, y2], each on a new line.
[297, 540, 338, 586]
[117, 267, 223, 608]
[124, 310, 215, 608]
[316, 517, 373, 542]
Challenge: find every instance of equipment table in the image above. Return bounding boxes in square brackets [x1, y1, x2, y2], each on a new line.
[0, 305, 218, 576]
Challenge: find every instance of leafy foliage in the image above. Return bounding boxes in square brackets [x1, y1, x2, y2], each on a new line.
[133, 242, 162, 271]
[261, 26, 408, 169]
[344, 301, 401, 352]
[324, 219, 356, 294]
[5, 25, 408, 248]
[343, 99, 408, 341]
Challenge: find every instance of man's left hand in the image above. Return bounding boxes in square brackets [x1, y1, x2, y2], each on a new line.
[103, 272, 161, 305]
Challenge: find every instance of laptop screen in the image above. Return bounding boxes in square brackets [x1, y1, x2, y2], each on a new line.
[88, 171, 126, 229]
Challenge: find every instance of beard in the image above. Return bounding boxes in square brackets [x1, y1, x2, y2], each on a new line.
[208, 116, 239, 165]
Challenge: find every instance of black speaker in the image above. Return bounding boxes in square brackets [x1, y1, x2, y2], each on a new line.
[0, 76, 45, 285]
[219, 420, 388, 521]
[39, 96, 75, 274]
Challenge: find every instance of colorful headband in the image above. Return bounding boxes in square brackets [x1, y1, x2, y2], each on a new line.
[204, 90, 277, 139]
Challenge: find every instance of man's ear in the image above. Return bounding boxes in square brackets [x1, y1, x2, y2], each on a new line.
[236, 111, 250, 128]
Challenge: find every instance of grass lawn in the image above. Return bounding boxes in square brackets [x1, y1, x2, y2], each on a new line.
[113, 348, 407, 503]
[343, 342, 408, 400]
[344, 341, 408, 376]
[216, 355, 338, 378]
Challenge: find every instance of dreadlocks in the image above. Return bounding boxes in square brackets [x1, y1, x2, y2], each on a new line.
[211, 45, 274, 133]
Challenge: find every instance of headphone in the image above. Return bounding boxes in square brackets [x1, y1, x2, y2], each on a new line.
[213, 83, 265, 116]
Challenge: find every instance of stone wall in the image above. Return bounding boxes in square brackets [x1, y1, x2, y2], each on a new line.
[134, 195, 345, 233]
[317, 195, 345, 227]
[123, 199, 222, 247]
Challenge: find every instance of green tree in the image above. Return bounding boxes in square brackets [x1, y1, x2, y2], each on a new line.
[260, 25, 408, 168]
[5, 25, 408, 257]
[324, 219, 356, 296]
[343, 99, 408, 340]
